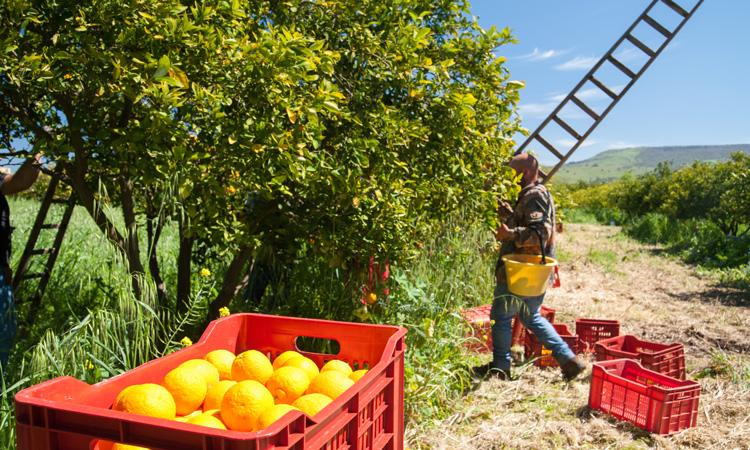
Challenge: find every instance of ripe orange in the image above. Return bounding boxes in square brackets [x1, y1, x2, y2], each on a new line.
[272, 350, 303, 371]
[291, 393, 332, 417]
[114, 383, 176, 420]
[320, 359, 353, 377]
[282, 356, 320, 382]
[349, 369, 368, 383]
[221, 380, 274, 432]
[255, 404, 300, 431]
[179, 359, 220, 389]
[161, 366, 208, 416]
[97, 441, 115, 450]
[174, 409, 203, 422]
[204, 349, 236, 381]
[306, 371, 354, 400]
[187, 410, 227, 430]
[265, 366, 310, 405]
[232, 350, 274, 384]
[203, 379, 237, 411]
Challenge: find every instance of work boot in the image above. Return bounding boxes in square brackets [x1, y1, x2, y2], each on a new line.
[561, 356, 586, 381]
[471, 362, 512, 380]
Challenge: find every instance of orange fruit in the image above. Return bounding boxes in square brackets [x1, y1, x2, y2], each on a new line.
[221, 380, 275, 432]
[187, 410, 227, 430]
[255, 404, 300, 431]
[203, 379, 237, 411]
[114, 383, 176, 420]
[349, 369, 368, 383]
[113, 385, 136, 409]
[97, 441, 115, 450]
[306, 371, 354, 400]
[320, 360, 352, 377]
[232, 350, 274, 384]
[174, 409, 203, 422]
[161, 366, 208, 416]
[204, 349, 236, 381]
[111, 444, 150, 450]
[265, 366, 310, 405]
[272, 350, 303, 371]
[292, 393, 332, 417]
[282, 356, 320, 382]
[179, 359, 220, 389]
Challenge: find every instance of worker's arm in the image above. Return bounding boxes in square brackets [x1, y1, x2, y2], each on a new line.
[1, 154, 42, 195]
[495, 196, 552, 248]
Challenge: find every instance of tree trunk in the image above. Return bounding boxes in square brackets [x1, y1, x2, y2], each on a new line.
[147, 216, 168, 306]
[176, 234, 195, 315]
[118, 163, 144, 298]
[206, 245, 254, 324]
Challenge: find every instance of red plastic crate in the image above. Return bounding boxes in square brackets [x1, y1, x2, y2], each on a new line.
[575, 318, 620, 353]
[15, 313, 407, 450]
[510, 305, 556, 347]
[460, 304, 493, 353]
[523, 323, 580, 368]
[594, 335, 685, 380]
[589, 359, 700, 435]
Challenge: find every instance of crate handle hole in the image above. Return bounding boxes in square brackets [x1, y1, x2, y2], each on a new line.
[295, 336, 341, 355]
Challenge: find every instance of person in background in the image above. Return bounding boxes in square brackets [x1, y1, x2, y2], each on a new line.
[473, 153, 585, 381]
[0, 153, 42, 370]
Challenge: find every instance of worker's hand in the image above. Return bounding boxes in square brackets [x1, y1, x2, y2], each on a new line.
[495, 223, 511, 241]
[497, 201, 512, 219]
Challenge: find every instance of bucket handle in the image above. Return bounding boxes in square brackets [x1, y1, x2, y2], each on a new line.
[531, 226, 547, 264]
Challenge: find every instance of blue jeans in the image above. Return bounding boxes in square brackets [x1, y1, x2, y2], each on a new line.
[489, 283, 575, 370]
[0, 271, 16, 370]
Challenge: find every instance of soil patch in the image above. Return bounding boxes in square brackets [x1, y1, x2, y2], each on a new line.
[410, 224, 750, 450]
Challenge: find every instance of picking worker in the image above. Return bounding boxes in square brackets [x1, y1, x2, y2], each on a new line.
[0, 153, 42, 370]
[473, 153, 585, 381]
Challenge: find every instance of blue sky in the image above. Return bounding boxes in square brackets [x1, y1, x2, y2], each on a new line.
[467, 0, 750, 164]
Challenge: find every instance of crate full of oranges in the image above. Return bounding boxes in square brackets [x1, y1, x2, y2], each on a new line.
[15, 313, 407, 450]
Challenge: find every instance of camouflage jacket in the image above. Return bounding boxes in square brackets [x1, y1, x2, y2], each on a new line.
[495, 180, 556, 284]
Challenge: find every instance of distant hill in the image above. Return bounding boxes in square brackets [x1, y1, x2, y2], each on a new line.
[547, 144, 750, 184]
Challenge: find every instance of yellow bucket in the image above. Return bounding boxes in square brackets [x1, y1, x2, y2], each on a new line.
[502, 254, 558, 296]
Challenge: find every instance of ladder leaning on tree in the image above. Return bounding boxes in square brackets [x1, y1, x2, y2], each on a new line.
[514, 0, 704, 183]
[13, 165, 76, 331]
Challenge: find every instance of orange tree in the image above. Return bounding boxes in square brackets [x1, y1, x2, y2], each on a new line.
[0, 0, 522, 319]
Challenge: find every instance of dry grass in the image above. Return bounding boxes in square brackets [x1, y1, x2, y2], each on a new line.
[408, 224, 750, 450]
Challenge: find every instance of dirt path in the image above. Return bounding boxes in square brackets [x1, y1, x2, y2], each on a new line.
[412, 223, 750, 450]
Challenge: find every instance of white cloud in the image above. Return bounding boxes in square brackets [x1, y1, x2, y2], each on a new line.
[556, 138, 598, 149]
[518, 102, 557, 118]
[519, 47, 569, 61]
[555, 56, 597, 71]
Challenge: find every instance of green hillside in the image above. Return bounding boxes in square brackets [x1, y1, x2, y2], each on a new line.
[547, 144, 750, 184]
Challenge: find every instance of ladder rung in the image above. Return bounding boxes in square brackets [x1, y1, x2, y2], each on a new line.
[552, 116, 582, 140]
[570, 96, 600, 120]
[643, 15, 672, 38]
[660, 0, 689, 18]
[50, 198, 70, 204]
[21, 272, 46, 280]
[589, 76, 618, 100]
[534, 135, 565, 160]
[607, 56, 636, 79]
[625, 33, 656, 58]
[40, 223, 61, 229]
[31, 248, 57, 255]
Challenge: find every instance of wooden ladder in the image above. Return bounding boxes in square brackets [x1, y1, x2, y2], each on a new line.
[13, 167, 76, 329]
[514, 0, 704, 183]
